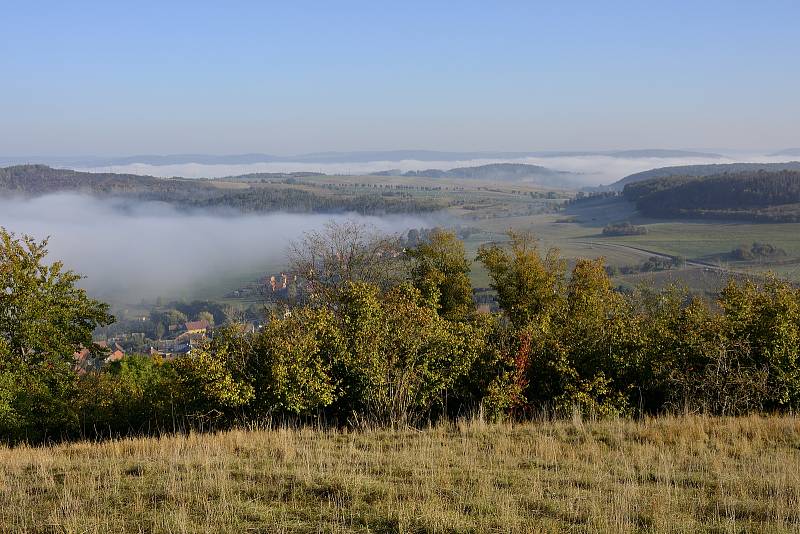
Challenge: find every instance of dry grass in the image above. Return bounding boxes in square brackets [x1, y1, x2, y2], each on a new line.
[1, 415, 799, 533]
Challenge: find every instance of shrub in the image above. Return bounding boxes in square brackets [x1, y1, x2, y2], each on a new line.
[602, 222, 648, 236]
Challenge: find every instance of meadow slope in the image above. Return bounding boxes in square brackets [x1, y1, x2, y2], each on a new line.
[1, 415, 799, 533]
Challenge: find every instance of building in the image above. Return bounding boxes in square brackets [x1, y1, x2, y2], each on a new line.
[184, 320, 210, 335]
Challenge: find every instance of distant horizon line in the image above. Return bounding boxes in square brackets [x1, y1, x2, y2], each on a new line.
[5, 147, 791, 167]
[0, 147, 779, 158]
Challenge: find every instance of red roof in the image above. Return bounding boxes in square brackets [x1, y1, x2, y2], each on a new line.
[184, 320, 210, 332]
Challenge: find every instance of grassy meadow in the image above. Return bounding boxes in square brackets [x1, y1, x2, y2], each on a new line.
[2, 415, 799, 533]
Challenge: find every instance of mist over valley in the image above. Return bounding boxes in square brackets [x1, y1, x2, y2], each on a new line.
[0, 193, 441, 303]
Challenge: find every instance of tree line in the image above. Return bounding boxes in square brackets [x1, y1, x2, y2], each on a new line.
[623, 170, 800, 222]
[0, 165, 441, 215]
[1, 224, 799, 444]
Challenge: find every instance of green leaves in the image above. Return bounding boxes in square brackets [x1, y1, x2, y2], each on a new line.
[0, 229, 112, 367]
[477, 231, 566, 329]
[328, 282, 480, 426]
[247, 308, 338, 416]
[0, 229, 113, 441]
[407, 228, 475, 321]
[173, 349, 254, 417]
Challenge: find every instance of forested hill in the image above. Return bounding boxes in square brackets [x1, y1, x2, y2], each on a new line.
[377, 163, 582, 188]
[0, 164, 178, 195]
[770, 148, 800, 157]
[611, 161, 800, 190]
[0, 165, 441, 215]
[623, 170, 800, 222]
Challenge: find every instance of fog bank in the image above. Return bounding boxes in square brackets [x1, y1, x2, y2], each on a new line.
[78, 153, 798, 186]
[0, 194, 440, 303]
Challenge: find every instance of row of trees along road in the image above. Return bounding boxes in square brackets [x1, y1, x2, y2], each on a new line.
[1, 223, 800, 443]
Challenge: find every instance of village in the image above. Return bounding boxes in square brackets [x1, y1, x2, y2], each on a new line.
[73, 272, 302, 372]
[76, 266, 498, 373]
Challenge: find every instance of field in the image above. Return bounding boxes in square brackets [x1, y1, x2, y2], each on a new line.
[85, 174, 800, 305]
[462, 196, 800, 291]
[2, 416, 799, 533]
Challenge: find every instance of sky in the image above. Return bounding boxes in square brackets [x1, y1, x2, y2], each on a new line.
[2, 0, 799, 156]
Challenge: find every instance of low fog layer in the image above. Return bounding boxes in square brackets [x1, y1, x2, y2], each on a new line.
[77, 153, 798, 186]
[0, 194, 439, 303]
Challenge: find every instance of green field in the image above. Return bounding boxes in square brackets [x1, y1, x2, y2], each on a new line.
[464, 196, 800, 288]
[123, 177, 800, 304]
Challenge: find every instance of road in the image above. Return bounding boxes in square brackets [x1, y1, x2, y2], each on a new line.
[571, 240, 736, 274]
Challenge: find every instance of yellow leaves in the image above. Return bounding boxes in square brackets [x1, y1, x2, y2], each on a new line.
[173, 350, 254, 410]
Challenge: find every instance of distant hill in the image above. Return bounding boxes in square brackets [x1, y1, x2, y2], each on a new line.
[601, 149, 722, 159]
[0, 164, 183, 195]
[0, 151, 535, 167]
[770, 149, 800, 157]
[610, 161, 800, 190]
[293, 149, 723, 163]
[0, 165, 439, 215]
[375, 163, 582, 188]
[286, 150, 537, 163]
[0, 148, 725, 168]
[622, 170, 800, 222]
[218, 171, 326, 182]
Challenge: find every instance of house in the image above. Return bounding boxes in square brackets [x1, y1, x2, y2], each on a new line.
[152, 330, 208, 359]
[73, 347, 96, 375]
[73, 341, 125, 372]
[266, 272, 297, 293]
[97, 340, 125, 363]
[184, 320, 210, 335]
[105, 344, 125, 363]
[172, 331, 208, 355]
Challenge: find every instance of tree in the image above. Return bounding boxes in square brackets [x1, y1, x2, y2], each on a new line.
[197, 311, 215, 327]
[330, 282, 482, 426]
[0, 229, 112, 369]
[154, 321, 166, 340]
[172, 349, 254, 425]
[407, 228, 475, 321]
[75, 355, 178, 437]
[477, 231, 566, 329]
[245, 309, 339, 416]
[530, 258, 634, 416]
[718, 278, 800, 408]
[0, 228, 113, 441]
[289, 220, 407, 305]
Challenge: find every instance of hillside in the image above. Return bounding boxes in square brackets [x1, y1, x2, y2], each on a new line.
[377, 163, 581, 187]
[3, 416, 798, 532]
[0, 149, 726, 168]
[0, 164, 182, 195]
[623, 170, 800, 222]
[0, 165, 440, 214]
[601, 148, 722, 158]
[771, 148, 800, 157]
[610, 161, 800, 190]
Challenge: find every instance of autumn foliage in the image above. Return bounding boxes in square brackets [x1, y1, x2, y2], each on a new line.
[2, 225, 800, 443]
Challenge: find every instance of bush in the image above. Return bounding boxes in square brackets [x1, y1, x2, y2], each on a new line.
[4, 226, 800, 443]
[602, 222, 648, 236]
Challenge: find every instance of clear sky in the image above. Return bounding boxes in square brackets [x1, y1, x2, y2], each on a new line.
[2, 0, 798, 156]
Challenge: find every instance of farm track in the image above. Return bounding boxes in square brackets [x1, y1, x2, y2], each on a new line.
[573, 240, 738, 273]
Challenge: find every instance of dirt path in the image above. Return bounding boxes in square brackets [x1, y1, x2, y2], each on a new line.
[572, 240, 736, 274]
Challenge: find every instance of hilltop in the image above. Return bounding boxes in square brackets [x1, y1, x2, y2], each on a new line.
[610, 161, 800, 190]
[376, 162, 582, 188]
[0, 165, 440, 215]
[0, 149, 725, 168]
[770, 148, 800, 157]
[623, 169, 800, 222]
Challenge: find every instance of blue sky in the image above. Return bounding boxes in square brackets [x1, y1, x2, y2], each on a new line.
[2, 0, 798, 155]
